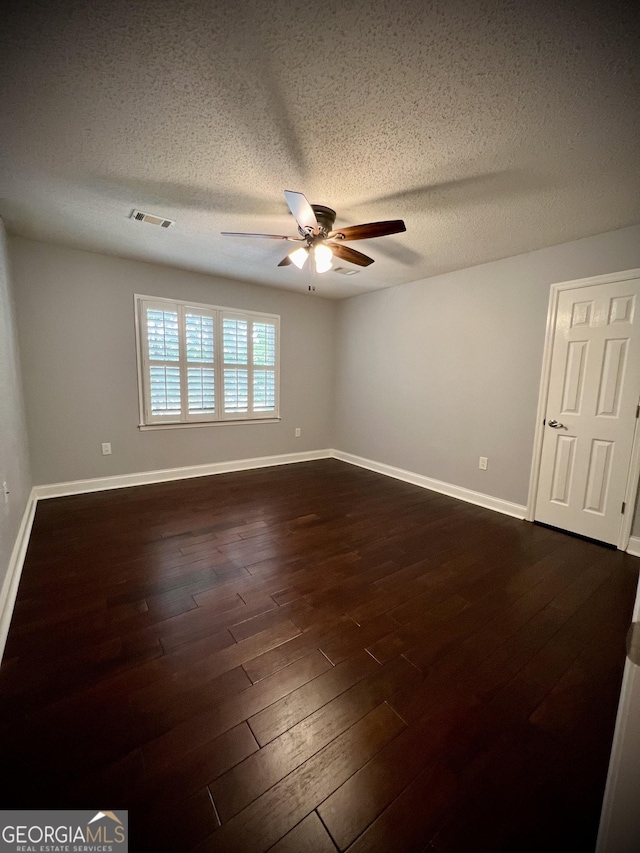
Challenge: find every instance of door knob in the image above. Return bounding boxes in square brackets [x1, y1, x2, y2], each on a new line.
[548, 419, 566, 429]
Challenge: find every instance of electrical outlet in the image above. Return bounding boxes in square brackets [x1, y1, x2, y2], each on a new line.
[101, 442, 112, 456]
[295, 428, 301, 438]
[2, 481, 9, 503]
[479, 457, 488, 470]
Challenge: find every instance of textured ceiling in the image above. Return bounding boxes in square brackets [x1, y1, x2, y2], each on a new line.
[1, 0, 639, 299]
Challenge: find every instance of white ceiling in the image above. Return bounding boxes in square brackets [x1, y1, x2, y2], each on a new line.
[1, 0, 639, 299]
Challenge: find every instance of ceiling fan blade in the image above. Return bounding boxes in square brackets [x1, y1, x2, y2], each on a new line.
[284, 190, 318, 233]
[331, 244, 375, 267]
[328, 220, 406, 241]
[221, 231, 301, 240]
[278, 254, 292, 266]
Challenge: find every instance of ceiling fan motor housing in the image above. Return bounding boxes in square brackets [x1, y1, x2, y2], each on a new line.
[310, 204, 336, 235]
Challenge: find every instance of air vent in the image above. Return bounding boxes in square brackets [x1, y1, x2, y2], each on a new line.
[333, 266, 359, 276]
[130, 209, 174, 228]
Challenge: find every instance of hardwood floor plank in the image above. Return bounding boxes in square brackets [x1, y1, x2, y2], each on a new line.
[247, 649, 379, 747]
[143, 649, 332, 772]
[318, 695, 477, 849]
[228, 600, 313, 643]
[133, 722, 258, 818]
[134, 787, 220, 853]
[242, 617, 352, 683]
[528, 631, 627, 738]
[267, 812, 337, 853]
[366, 593, 470, 664]
[212, 657, 420, 822]
[401, 550, 598, 675]
[65, 748, 147, 805]
[156, 594, 280, 653]
[128, 620, 301, 713]
[427, 724, 560, 853]
[199, 702, 406, 853]
[133, 664, 253, 728]
[318, 614, 398, 666]
[344, 763, 457, 853]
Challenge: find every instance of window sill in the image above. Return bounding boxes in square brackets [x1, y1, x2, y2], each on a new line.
[138, 418, 281, 431]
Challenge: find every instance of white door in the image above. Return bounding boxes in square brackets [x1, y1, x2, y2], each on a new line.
[535, 277, 640, 545]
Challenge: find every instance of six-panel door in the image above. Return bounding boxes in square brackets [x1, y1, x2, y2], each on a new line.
[535, 278, 640, 545]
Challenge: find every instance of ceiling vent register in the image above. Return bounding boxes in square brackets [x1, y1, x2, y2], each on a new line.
[130, 210, 174, 228]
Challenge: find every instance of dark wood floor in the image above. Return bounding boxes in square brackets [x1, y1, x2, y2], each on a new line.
[1, 460, 637, 852]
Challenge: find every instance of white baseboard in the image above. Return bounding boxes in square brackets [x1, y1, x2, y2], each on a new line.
[33, 449, 333, 500]
[332, 450, 528, 520]
[0, 488, 37, 664]
[626, 536, 640, 558]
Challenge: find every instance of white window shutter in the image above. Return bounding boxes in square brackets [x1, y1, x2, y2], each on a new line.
[222, 315, 249, 417]
[142, 302, 182, 422]
[185, 309, 216, 419]
[252, 321, 277, 413]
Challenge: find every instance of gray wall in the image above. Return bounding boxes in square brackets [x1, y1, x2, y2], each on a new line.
[10, 237, 335, 485]
[0, 221, 32, 588]
[334, 225, 640, 517]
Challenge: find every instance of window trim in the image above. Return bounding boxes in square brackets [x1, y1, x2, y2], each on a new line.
[134, 294, 280, 427]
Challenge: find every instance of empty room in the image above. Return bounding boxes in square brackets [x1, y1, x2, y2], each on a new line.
[1, 0, 640, 850]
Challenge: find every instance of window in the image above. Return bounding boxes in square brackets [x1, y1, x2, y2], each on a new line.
[135, 295, 279, 426]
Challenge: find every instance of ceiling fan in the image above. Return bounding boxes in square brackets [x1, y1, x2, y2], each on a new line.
[221, 190, 406, 274]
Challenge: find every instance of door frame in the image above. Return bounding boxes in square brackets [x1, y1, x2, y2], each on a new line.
[526, 267, 640, 550]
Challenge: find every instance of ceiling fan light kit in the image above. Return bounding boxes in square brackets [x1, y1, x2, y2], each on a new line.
[221, 191, 406, 281]
[314, 243, 333, 273]
[289, 246, 309, 269]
